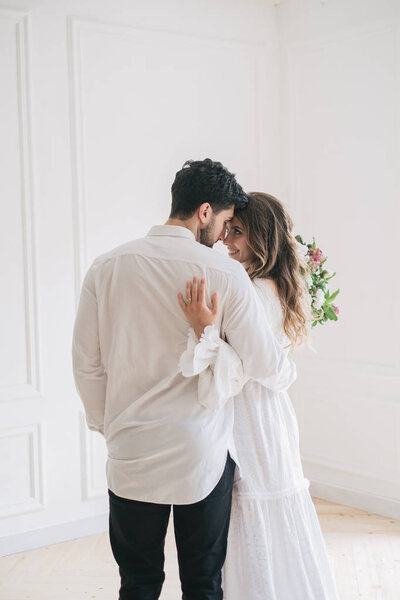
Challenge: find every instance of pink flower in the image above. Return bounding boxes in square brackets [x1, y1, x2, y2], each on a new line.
[308, 247, 325, 264]
[333, 305, 339, 315]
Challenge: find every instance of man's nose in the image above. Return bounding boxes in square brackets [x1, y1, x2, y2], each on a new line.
[217, 228, 226, 242]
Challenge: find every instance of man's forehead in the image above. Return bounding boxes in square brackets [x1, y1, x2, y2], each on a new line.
[216, 207, 234, 221]
[229, 215, 242, 226]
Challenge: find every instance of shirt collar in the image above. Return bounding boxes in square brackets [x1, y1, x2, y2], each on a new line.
[147, 225, 196, 242]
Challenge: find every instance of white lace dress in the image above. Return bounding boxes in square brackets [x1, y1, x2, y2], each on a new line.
[180, 278, 338, 600]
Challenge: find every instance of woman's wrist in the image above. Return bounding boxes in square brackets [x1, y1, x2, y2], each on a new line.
[193, 322, 214, 340]
[194, 324, 206, 340]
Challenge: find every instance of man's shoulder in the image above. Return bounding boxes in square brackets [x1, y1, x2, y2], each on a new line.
[89, 235, 247, 284]
[198, 245, 247, 280]
[90, 237, 146, 267]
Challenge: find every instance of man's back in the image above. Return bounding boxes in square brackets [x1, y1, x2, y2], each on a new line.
[73, 225, 251, 504]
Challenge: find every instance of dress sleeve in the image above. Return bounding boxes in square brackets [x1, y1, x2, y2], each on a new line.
[179, 325, 246, 412]
[221, 269, 297, 392]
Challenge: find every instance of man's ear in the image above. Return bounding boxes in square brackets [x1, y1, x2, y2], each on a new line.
[198, 202, 212, 225]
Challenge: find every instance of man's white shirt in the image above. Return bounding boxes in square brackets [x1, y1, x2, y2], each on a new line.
[72, 225, 296, 504]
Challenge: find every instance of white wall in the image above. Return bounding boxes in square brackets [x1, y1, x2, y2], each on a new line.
[0, 0, 281, 554]
[2, 0, 399, 557]
[277, 0, 400, 519]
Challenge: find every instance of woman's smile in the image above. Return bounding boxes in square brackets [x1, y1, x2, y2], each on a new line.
[223, 216, 255, 265]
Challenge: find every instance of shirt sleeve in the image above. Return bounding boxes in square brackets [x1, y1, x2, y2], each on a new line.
[221, 269, 297, 392]
[72, 264, 106, 434]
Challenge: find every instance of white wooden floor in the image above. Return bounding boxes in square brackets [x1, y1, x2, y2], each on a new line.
[1, 498, 399, 599]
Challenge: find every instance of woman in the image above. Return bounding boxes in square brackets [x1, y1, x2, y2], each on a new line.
[178, 192, 339, 599]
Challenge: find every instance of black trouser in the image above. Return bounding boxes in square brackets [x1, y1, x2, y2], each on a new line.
[108, 453, 235, 600]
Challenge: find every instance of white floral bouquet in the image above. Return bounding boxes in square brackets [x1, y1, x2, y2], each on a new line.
[295, 235, 340, 328]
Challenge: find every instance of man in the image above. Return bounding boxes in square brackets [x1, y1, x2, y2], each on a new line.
[72, 158, 296, 600]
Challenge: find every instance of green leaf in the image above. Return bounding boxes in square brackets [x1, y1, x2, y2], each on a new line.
[327, 288, 340, 302]
[325, 306, 338, 321]
[325, 272, 336, 281]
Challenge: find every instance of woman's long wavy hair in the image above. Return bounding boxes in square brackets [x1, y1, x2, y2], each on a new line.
[235, 192, 311, 348]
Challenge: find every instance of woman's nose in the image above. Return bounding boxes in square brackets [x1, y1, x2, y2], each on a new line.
[223, 231, 231, 245]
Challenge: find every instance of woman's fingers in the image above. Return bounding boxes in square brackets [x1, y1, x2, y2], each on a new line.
[192, 276, 198, 303]
[199, 277, 206, 305]
[211, 292, 218, 316]
[179, 276, 218, 318]
[177, 292, 187, 313]
[186, 280, 192, 303]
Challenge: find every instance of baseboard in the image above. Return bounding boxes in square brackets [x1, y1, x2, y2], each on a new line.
[309, 478, 400, 521]
[2, 482, 399, 557]
[0, 512, 108, 556]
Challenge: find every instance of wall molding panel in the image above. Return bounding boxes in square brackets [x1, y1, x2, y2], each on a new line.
[294, 356, 400, 403]
[67, 16, 264, 301]
[0, 424, 44, 518]
[79, 412, 107, 500]
[286, 21, 400, 373]
[0, 9, 41, 403]
[67, 17, 88, 304]
[282, 13, 400, 520]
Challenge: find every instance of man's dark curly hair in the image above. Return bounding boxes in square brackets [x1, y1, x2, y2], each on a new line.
[170, 158, 248, 218]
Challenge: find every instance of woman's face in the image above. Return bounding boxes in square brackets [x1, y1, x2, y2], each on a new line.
[223, 216, 255, 266]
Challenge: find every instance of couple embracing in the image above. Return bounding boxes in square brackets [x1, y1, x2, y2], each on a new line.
[72, 158, 338, 599]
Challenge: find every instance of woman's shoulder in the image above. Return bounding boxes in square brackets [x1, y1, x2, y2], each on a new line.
[253, 278, 288, 341]
[253, 277, 280, 303]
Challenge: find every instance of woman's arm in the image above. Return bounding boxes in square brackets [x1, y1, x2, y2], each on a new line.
[177, 276, 245, 410]
[178, 273, 296, 395]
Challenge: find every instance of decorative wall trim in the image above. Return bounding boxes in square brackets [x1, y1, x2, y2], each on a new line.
[303, 452, 400, 520]
[287, 20, 398, 56]
[68, 16, 268, 48]
[0, 511, 108, 556]
[301, 450, 398, 487]
[296, 353, 400, 374]
[0, 424, 45, 518]
[67, 17, 87, 304]
[67, 16, 264, 302]
[309, 479, 400, 521]
[286, 20, 400, 379]
[293, 357, 400, 403]
[0, 9, 41, 402]
[79, 412, 107, 500]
